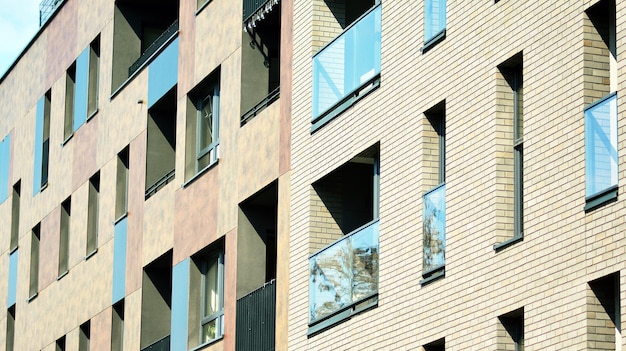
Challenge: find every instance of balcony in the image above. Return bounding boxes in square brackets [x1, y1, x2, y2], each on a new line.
[312, 4, 381, 131]
[129, 20, 179, 77]
[309, 220, 379, 332]
[236, 280, 276, 351]
[422, 184, 445, 277]
[141, 335, 170, 351]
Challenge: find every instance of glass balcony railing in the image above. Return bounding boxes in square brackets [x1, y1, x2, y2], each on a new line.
[312, 5, 381, 123]
[585, 92, 618, 199]
[423, 184, 445, 273]
[309, 220, 379, 324]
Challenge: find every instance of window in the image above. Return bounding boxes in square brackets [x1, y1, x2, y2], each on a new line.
[79, 321, 90, 351]
[498, 309, 524, 351]
[29, 224, 40, 299]
[115, 147, 129, 220]
[86, 172, 100, 257]
[7, 250, 18, 307]
[494, 54, 523, 250]
[311, 1, 382, 131]
[5, 306, 15, 351]
[59, 197, 71, 277]
[10, 181, 20, 252]
[422, 102, 445, 284]
[423, 338, 445, 351]
[309, 145, 380, 334]
[111, 300, 125, 351]
[34, 90, 51, 195]
[423, 0, 446, 50]
[584, 0, 617, 210]
[189, 247, 225, 348]
[185, 71, 220, 181]
[140, 251, 172, 350]
[588, 273, 620, 349]
[146, 87, 177, 198]
[0, 134, 10, 203]
[56, 336, 66, 351]
[64, 36, 101, 141]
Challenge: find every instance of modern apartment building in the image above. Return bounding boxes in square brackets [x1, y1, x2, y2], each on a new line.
[0, 0, 625, 350]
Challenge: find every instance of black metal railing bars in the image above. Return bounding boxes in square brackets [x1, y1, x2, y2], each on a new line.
[141, 335, 170, 351]
[243, 0, 276, 22]
[240, 87, 280, 126]
[129, 20, 180, 77]
[145, 169, 175, 200]
[236, 280, 276, 351]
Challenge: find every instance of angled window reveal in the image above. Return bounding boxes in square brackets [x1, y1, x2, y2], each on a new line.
[498, 309, 524, 351]
[587, 273, 620, 349]
[10, 181, 20, 252]
[6, 306, 15, 351]
[111, 300, 125, 351]
[86, 172, 100, 257]
[59, 197, 71, 277]
[34, 91, 51, 195]
[115, 147, 129, 220]
[29, 224, 41, 300]
[79, 321, 90, 351]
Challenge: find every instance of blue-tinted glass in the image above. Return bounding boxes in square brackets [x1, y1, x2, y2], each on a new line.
[33, 96, 45, 195]
[424, 0, 446, 43]
[148, 38, 179, 108]
[7, 250, 18, 307]
[585, 93, 618, 197]
[0, 134, 10, 203]
[423, 184, 445, 272]
[171, 259, 190, 350]
[312, 5, 381, 120]
[73, 48, 89, 131]
[309, 220, 379, 323]
[112, 217, 128, 303]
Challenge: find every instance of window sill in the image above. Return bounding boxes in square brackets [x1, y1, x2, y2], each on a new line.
[62, 133, 74, 146]
[9, 246, 18, 255]
[190, 334, 224, 351]
[86, 108, 99, 122]
[182, 159, 219, 188]
[420, 266, 445, 286]
[195, 0, 212, 15]
[85, 248, 98, 260]
[585, 185, 618, 212]
[27, 292, 38, 303]
[493, 235, 523, 252]
[307, 294, 378, 337]
[114, 212, 128, 225]
[311, 74, 380, 134]
[57, 270, 69, 281]
[421, 29, 446, 54]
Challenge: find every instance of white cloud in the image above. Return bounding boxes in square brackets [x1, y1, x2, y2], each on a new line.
[0, 0, 41, 76]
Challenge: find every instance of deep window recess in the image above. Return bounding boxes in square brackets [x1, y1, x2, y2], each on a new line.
[10, 181, 20, 251]
[0, 134, 11, 204]
[189, 245, 225, 348]
[59, 197, 71, 277]
[115, 147, 129, 220]
[309, 145, 380, 334]
[140, 251, 172, 351]
[79, 321, 91, 351]
[423, 337, 445, 351]
[311, 0, 381, 132]
[584, 0, 617, 211]
[494, 54, 524, 251]
[34, 90, 51, 195]
[29, 224, 41, 299]
[185, 71, 220, 182]
[423, 0, 446, 51]
[240, 0, 281, 125]
[587, 273, 621, 350]
[111, 0, 179, 91]
[5, 306, 15, 351]
[498, 309, 524, 351]
[111, 300, 125, 351]
[86, 172, 100, 257]
[422, 102, 445, 284]
[56, 336, 66, 351]
[145, 86, 177, 199]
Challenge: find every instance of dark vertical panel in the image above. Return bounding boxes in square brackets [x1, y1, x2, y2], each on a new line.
[236, 280, 276, 351]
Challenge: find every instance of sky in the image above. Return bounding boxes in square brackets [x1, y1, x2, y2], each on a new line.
[0, 0, 41, 77]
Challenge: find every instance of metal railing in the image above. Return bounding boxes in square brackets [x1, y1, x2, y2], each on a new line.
[129, 20, 179, 77]
[141, 335, 170, 351]
[243, 0, 277, 22]
[240, 87, 280, 126]
[145, 169, 175, 200]
[39, 0, 63, 26]
[236, 280, 276, 351]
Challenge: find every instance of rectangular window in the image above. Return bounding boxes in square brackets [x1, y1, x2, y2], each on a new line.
[29, 224, 40, 299]
[423, 0, 446, 49]
[56, 336, 66, 351]
[6, 306, 15, 351]
[64, 63, 76, 140]
[498, 309, 524, 351]
[588, 273, 620, 349]
[86, 172, 100, 257]
[189, 246, 225, 348]
[309, 145, 380, 334]
[422, 102, 445, 284]
[584, 0, 617, 210]
[140, 251, 172, 350]
[494, 54, 523, 250]
[34, 91, 51, 195]
[111, 300, 125, 351]
[185, 71, 220, 182]
[79, 321, 90, 351]
[59, 197, 71, 277]
[10, 181, 20, 252]
[0, 134, 10, 203]
[115, 147, 129, 220]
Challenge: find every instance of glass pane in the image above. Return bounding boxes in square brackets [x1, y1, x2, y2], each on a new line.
[423, 184, 446, 272]
[198, 95, 214, 151]
[585, 94, 618, 197]
[202, 319, 217, 343]
[0, 135, 9, 203]
[312, 5, 381, 119]
[74, 48, 90, 131]
[203, 258, 219, 317]
[424, 0, 446, 42]
[351, 221, 379, 302]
